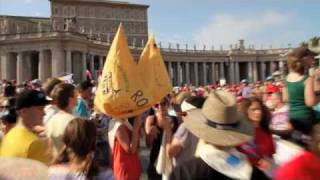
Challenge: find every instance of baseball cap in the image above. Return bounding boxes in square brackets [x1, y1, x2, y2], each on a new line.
[266, 76, 274, 81]
[31, 79, 42, 86]
[15, 90, 51, 110]
[241, 79, 248, 84]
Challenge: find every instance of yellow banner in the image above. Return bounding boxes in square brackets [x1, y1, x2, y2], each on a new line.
[94, 24, 172, 118]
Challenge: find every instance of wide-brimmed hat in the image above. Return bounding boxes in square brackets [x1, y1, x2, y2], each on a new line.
[182, 90, 254, 146]
[175, 91, 192, 105]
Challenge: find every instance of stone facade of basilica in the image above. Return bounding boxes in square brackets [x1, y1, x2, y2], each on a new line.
[0, 0, 290, 85]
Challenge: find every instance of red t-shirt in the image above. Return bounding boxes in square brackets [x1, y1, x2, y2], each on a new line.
[112, 125, 142, 180]
[275, 151, 320, 180]
[265, 84, 279, 94]
[237, 127, 275, 165]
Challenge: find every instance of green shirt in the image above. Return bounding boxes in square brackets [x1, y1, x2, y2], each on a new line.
[285, 76, 313, 120]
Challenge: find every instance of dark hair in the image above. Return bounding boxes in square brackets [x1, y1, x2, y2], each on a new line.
[0, 97, 17, 124]
[54, 118, 98, 179]
[4, 84, 16, 97]
[0, 108, 17, 124]
[185, 96, 206, 109]
[242, 97, 271, 132]
[50, 83, 75, 110]
[42, 78, 63, 96]
[78, 80, 94, 92]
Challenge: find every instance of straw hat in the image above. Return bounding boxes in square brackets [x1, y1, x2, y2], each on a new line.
[174, 91, 192, 105]
[182, 90, 254, 147]
[0, 157, 48, 180]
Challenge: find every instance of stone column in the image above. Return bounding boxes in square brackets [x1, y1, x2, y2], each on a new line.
[90, 54, 95, 79]
[279, 60, 285, 79]
[260, 61, 266, 81]
[39, 50, 48, 81]
[215, 63, 219, 82]
[0, 53, 8, 79]
[253, 61, 258, 83]
[17, 52, 30, 84]
[248, 61, 253, 82]
[235, 62, 240, 83]
[229, 61, 234, 84]
[82, 52, 87, 81]
[51, 48, 65, 77]
[269, 61, 274, 76]
[8, 53, 16, 80]
[186, 62, 190, 84]
[99, 56, 104, 70]
[24, 52, 32, 81]
[177, 61, 182, 85]
[211, 63, 216, 83]
[66, 50, 72, 73]
[219, 62, 224, 79]
[168, 61, 173, 83]
[194, 62, 199, 86]
[203, 62, 207, 85]
[1, 53, 16, 80]
[17, 52, 24, 84]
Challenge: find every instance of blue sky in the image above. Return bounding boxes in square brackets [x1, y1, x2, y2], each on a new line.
[0, 0, 319, 49]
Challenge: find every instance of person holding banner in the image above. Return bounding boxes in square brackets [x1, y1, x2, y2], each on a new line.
[112, 115, 143, 180]
[94, 23, 173, 179]
[145, 97, 174, 180]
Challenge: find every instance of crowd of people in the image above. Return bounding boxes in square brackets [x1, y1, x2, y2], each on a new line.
[0, 46, 320, 180]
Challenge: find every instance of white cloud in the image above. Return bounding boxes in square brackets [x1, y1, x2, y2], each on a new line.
[193, 11, 293, 49]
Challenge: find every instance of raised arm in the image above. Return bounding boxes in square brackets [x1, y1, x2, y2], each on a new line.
[145, 115, 159, 147]
[115, 117, 142, 153]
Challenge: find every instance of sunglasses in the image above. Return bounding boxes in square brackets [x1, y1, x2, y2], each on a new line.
[179, 111, 188, 117]
[154, 101, 169, 108]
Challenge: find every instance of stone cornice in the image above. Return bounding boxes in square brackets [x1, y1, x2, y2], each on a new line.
[0, 32, 288, 62]
[0, 15, 50, 21]
[0, 32, 86, 43]
[50, 0, 149, 9]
